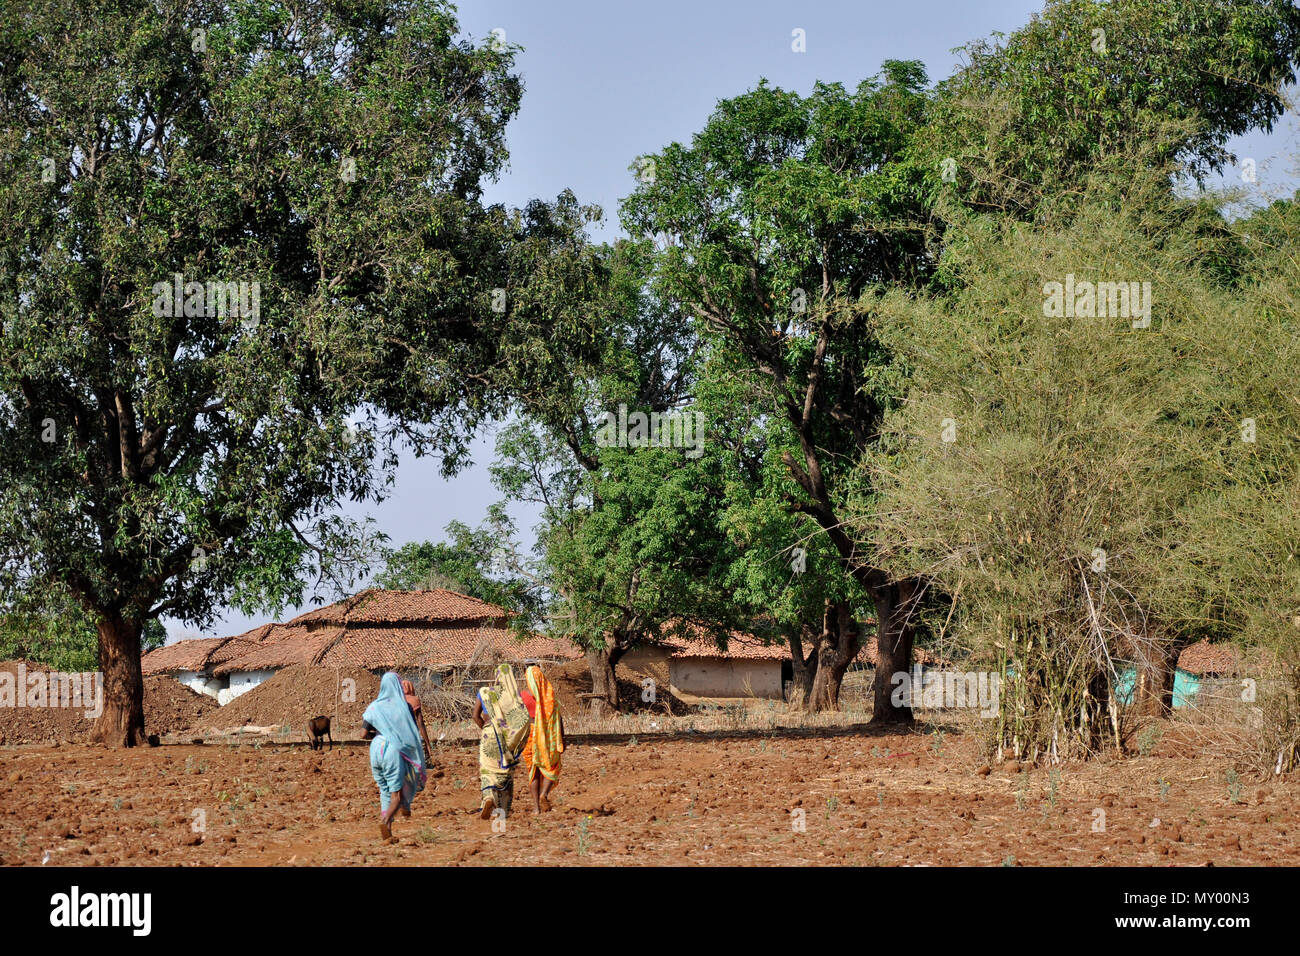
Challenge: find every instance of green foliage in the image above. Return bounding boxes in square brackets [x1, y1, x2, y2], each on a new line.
[0, 0, 524, 637]
[865, 155, 1300, 756]
[926, 0, 1300, 216]
[0, 589, 166, 670]
[620, 65, 936, 639]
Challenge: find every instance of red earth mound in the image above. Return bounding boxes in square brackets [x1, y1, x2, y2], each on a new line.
[200, 664, 382, 736]
[0, 660, 217, 744]
[143, 676, 218, 736]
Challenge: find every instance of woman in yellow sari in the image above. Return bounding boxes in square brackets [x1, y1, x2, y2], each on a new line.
[471, 663, 530, 819]
[520, 664, 564, 813]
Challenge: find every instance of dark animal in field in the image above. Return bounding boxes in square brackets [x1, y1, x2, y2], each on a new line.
[307, 715, 332, 750]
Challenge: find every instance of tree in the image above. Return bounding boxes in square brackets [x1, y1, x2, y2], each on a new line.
[1, 587, 166, 671]
[691, 347, 870, 710]
[622, 64, 935, 724]
[925, 0, 1300, 217]
[866, 155, 1300, 755]
[485, 237, 744, 713]
[0, 0, 524, 745]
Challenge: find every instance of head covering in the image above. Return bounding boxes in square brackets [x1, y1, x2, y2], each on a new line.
[399, 678, 421, 715]
[524, 665, 564, 781]
[363, 672, 426, 776]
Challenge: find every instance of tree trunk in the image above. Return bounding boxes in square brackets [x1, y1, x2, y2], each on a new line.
[868, 578, 920, 727]
[586, 644, 626, 717]
[805, 601, 860, 712]
[787, 623, 818, 706]
[1133, 636, 1179, 718]
[92, 610, 148, 747]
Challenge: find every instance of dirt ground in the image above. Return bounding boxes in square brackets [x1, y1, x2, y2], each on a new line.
[2, 718, 1296, 866]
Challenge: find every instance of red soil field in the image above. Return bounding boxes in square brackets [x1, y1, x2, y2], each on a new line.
[1, 719, 1296, 866]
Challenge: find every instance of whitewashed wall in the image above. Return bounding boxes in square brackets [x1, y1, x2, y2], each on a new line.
[174, 670, 226, 700]
[222, 669, 278, 703]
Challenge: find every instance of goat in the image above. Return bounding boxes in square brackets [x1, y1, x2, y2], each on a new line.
[306, 715, 332, 751]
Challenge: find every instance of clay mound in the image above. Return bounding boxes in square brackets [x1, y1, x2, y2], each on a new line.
[0, 659, 218, 744]
[143, 675, 217, 735]
[0, 659, 90, 744]
[549, 658, 687, 716]
[201, 664, 381, 736]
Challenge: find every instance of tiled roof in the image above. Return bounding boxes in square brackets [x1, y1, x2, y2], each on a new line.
[284, 588, 508, 627]
[663, 634, 790, 661]
[208, 637, 263, 667]
[211, 626, 344, 675]
[141, 638, 232, 675]
[317, 625, 581, 671]
[175, 589, 575, 676]
[1177, 639, 1240, 676]
[226, 623, 277, 644]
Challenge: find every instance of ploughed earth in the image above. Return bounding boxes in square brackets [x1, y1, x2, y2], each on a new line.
[1, 720, 1296, 866]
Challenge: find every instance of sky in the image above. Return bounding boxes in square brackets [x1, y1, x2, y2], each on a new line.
[165, 0, 1300, 641]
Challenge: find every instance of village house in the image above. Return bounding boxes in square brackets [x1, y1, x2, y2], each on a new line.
[142, 589, 579, 704]
[618, 625, 945, 702]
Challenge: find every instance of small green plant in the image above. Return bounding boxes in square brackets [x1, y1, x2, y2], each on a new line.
[1225, 769, 1243, 804]
[826, 795, 839, 814]
[112, 797, 123, 811]
[1158, 778, 1171, 802]
[1137, 724, 1162, 757]
[415, 826, 439, 844]
[577, 814, 592, 856]
[1016, 777, 1028, 811]
[1001, 854, 1017, 867]
[628, 735, 638, 747]
[930, 729, 946, 757]
[1047, 769, 1061, 807]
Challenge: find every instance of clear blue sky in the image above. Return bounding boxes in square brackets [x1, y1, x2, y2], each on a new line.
[166, 0, 1299, 641]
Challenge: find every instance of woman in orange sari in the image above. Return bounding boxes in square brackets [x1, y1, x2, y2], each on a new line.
[520, 664, 564, 813]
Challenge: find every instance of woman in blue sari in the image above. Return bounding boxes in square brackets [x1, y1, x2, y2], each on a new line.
[362, 671, 428, 840]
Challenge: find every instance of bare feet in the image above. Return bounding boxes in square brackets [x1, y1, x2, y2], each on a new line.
[399, 806, 411, 818]
[539, 795, 552, 813]
[478, 797, 497, 820]
[379, 821, 392, 841]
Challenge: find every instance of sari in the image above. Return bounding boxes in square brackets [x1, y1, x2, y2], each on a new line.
[522, 665, 564, 783]
[364, 672, 427, 814]
[478, 663, 530, 812]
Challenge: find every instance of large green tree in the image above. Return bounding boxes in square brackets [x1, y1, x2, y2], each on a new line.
[926, 0, 1300, 217]
[622, 64, 935, 724]
[487, 238, 748, 713]
[0, 0, 526, 745]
